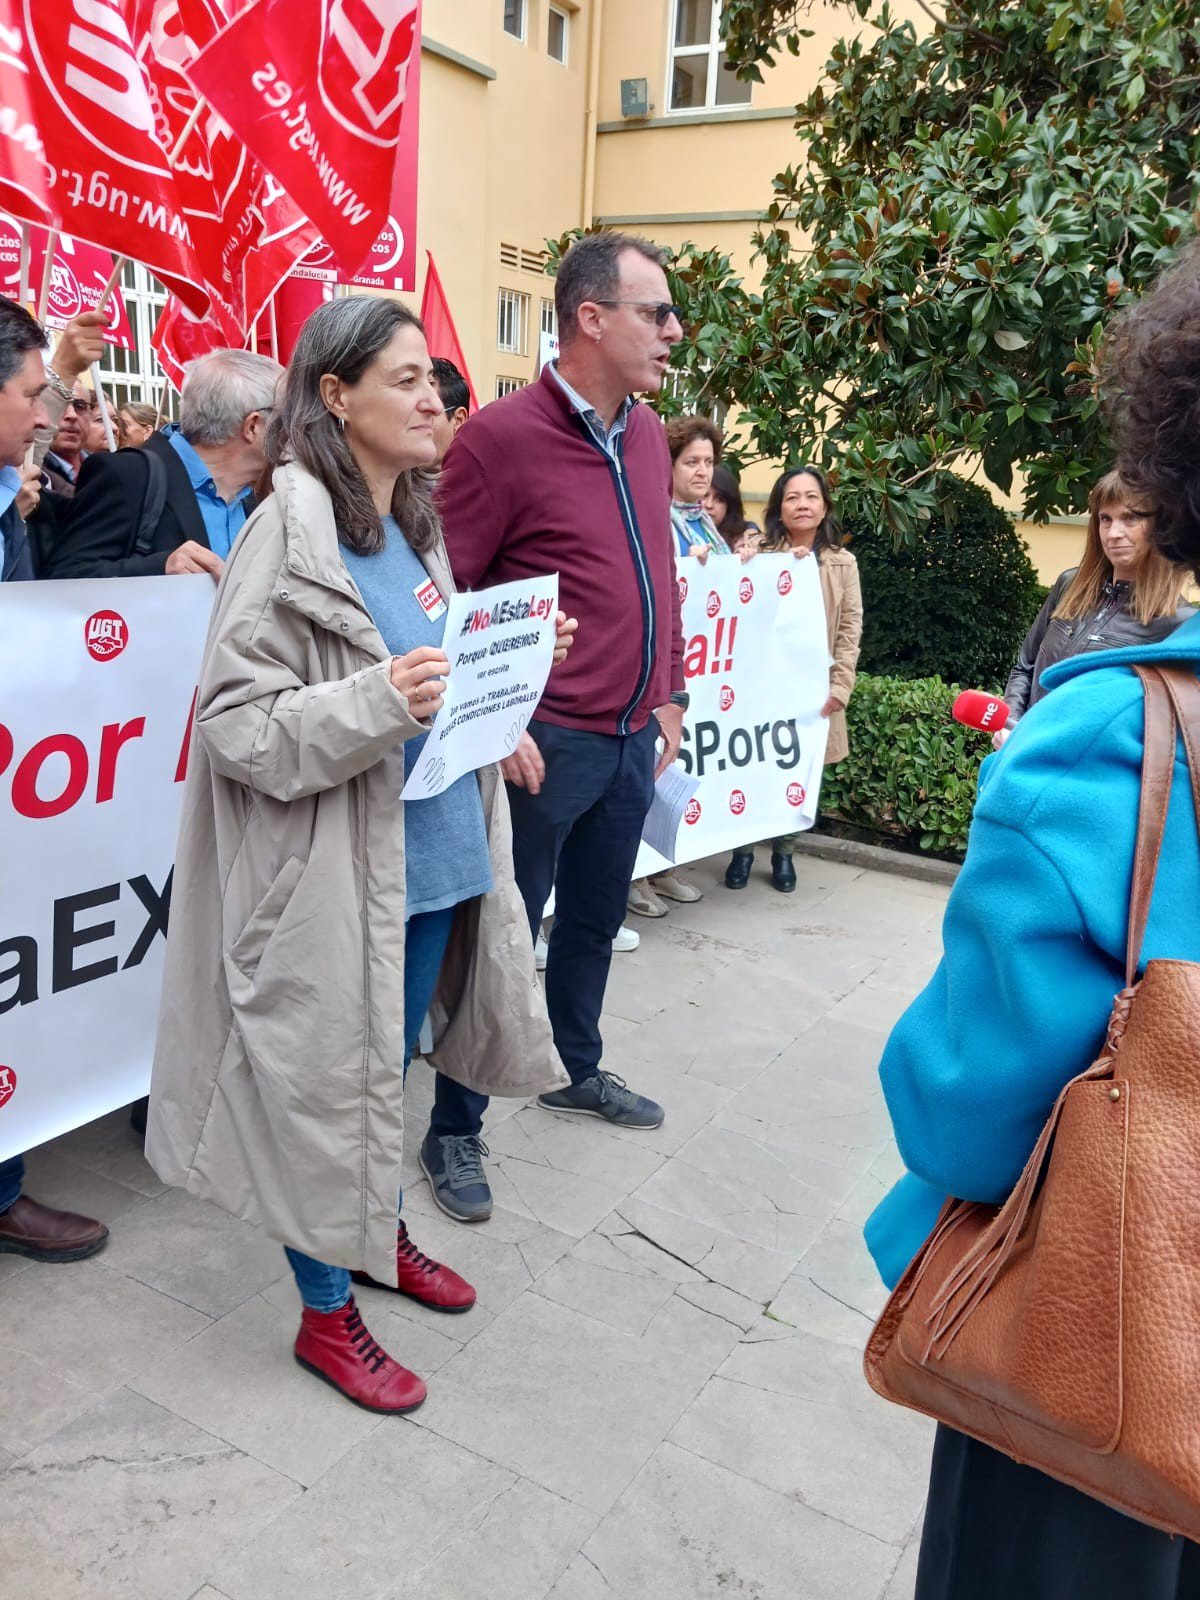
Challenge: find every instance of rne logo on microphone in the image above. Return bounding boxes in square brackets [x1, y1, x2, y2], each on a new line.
[706, 590, 721, 619]
[729, 788, 746, 816]
[719, 686, 735, 711]
[85, 610, 129, 662]
[0, 1065, 16, 1111]
[684, 798, 702, 826]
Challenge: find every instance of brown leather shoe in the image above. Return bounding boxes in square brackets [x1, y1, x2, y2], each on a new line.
[0, 1194, 109, 1262]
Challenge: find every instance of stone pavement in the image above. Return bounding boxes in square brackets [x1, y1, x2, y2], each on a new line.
[1, 852, 950, 1600]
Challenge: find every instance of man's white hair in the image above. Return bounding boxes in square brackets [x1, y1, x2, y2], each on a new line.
[180, 349, 283, 447]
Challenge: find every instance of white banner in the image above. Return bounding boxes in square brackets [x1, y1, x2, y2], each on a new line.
[0, 577, 213, 1160]
[635, 552, 830, 874]
[402, 574, 559, 800]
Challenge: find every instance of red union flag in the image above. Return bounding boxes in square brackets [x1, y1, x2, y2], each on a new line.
[0, 219, 134, 348]
[186, 0, 419, 278]
[16, 0, 210, 315]
[0, 18, 53, 223]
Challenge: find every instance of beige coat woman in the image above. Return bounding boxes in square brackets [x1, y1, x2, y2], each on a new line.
[146, 462, 566, 1286]
[819, 546, 864, 763]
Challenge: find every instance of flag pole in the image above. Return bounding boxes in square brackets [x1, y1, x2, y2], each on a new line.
[35, 230, 57, 321]
[90, 363, 117, 451]
[18, 226, 31, 311]
[268, 293, 279, 363]
[167, 100, 206, 167]
[97, 256, 125, 312]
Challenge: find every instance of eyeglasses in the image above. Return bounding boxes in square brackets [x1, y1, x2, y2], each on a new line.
[65, 396, 98, 413]
[594, 300, 685, 328]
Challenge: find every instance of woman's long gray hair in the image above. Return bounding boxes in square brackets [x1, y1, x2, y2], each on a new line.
[266, 294, 439, 555]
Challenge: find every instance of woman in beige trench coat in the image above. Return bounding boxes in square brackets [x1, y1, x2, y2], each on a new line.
[147, 296, 572, 1414]
[724, 464, 863, 893]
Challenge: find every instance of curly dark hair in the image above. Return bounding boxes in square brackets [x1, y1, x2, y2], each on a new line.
[1102, 239, 1200, 572]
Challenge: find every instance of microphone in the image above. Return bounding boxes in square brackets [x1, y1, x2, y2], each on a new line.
[952, 690, 1011, 733]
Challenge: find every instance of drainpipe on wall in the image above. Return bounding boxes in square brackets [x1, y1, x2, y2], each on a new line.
[581, 0, 604, 229]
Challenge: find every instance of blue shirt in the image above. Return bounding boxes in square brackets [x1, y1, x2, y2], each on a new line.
[0, 464, 20, 572]
[341, 516, 493, 918]
[166, 427, 253, 559]
[548, 362, 635, 465]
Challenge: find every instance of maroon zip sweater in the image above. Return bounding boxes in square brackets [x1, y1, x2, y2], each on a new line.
[436, 365, 684, 737]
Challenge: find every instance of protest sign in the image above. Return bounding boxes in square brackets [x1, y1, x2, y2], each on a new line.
[0, 577, 213, 1161]
[635, 552, 830, 872]
[402, 574, 559, 801]
[0, 219, 134, 348]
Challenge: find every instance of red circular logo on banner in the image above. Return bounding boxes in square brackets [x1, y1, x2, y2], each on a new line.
[777, 569, 794, 596]
[0, 1066, 16, 1111]
[729, 789, 747, 816]
[48, 262, 83, 322]
[84, 610, 129, 662]
[706, 590, 721, 618]
[786, 782, 806, 808]
[719, 686, 735, 711]
[678, 576, 689, 604]
[738, 576, 754, 604]
[684, 798, 702, 826]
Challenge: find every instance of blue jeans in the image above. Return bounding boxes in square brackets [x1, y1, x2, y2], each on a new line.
[431, 717, 658, 1139]
[0, 1154, 24, 1214]
[287, 906, 455, 1313]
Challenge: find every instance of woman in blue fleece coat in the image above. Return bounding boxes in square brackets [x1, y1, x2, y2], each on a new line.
[867, 246, 1200, 1599]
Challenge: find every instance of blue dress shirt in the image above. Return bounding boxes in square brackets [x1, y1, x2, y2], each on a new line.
[166, 427, 253, 559]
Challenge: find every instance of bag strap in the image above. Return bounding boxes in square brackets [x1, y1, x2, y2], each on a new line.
[1157, 666, 1200, 828]
[130, 447, 168, 559]
[1128, 667, 1178, 987]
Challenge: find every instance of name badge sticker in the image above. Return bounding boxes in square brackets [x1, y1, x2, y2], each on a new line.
[415, 578, 447, 621]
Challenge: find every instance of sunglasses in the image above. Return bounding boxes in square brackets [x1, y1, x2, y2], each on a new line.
[594, 300, 686, 328]
[65, 396, 98, 413]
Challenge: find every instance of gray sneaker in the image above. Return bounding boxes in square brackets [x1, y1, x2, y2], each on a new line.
[419, 1132, 493, 1223]
[537, 1072, 664, 1129]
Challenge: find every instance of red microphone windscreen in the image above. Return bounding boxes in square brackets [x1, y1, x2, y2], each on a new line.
[952, 690, 1011, 733]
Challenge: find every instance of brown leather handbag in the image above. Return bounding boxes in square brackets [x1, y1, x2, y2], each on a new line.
[865, 664, 1200, 1540]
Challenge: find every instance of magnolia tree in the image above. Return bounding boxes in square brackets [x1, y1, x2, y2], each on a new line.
[635, 0, 1200, 540]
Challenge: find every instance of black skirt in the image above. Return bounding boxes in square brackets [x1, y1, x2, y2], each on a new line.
[916, 1426, 1200, 1600]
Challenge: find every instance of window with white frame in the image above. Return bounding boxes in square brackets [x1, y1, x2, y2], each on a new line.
[94, 259, 177, 420]
[503, 0, 526, 41]
[540, 298, 558, 339]
[497, 287, 530, 355]
[548, 5, 568, 63]
[495, 376, 527, 398]
[669, 1, 752, 111]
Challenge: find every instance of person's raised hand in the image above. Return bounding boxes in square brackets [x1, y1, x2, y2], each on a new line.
[991, 727, 1012, 752]
[690, 543, 711, 565]
[15, 463, 41, 520]
[165, 541, 224, 579]
[390, 645, 450, 721]
[553, 612, 578, 666]
[501, 731, 546, 793]
[51, 312, 111, 383]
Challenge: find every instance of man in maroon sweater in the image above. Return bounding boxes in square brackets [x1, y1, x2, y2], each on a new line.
[420, 233, 686, 1222]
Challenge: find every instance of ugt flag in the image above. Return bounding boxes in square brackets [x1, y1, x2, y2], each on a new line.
[186, 0, 419, 280]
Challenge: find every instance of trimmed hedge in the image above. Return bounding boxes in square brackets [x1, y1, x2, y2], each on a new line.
[821, 674, 991, 856]
[846, 479, 1045, 689]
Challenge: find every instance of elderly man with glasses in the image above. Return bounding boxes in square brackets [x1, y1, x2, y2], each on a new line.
[419, 231, 687, 1224]
[47, 349, 282, 581]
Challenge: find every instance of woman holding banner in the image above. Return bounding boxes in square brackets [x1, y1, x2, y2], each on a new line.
[148, 296, 573, 1414]
[725, 465, 863, 892]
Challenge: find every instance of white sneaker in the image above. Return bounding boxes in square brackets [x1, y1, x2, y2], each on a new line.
[534, 931, 548, 971]
[612, 925, 640, 954]
[651, 872, 702, 904]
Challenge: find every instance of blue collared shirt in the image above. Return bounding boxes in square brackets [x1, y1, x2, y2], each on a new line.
[0, 463, 22, 574]
[548, 363, 635, 465]
[166, 426, 253, 560]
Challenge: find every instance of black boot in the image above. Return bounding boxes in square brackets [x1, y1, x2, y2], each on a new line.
[725, 851, 753, 889]
[770, 852, 796, 893]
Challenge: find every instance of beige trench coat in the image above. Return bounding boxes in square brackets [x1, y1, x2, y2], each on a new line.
[146, 462, 567, 1284]
[819, 547, 863, 764]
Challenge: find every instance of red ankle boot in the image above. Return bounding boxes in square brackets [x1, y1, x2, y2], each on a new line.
[351, 1219, 476, 1312]
[294, 1298, 427, 1413]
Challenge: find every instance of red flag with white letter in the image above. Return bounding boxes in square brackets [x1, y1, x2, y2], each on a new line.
[0, 16, 53, 224]
[13, 0, 210, 315]
[185, 0, 419, 279]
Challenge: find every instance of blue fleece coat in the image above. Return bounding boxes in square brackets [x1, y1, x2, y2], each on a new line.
[865, 612, 1200, 1289]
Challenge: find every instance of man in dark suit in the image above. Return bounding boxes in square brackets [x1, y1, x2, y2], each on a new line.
[0, 296, 110, 1261]
[47, 348, 282, 581]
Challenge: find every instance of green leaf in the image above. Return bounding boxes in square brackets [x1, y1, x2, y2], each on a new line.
[993, 329, 1029, 351]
